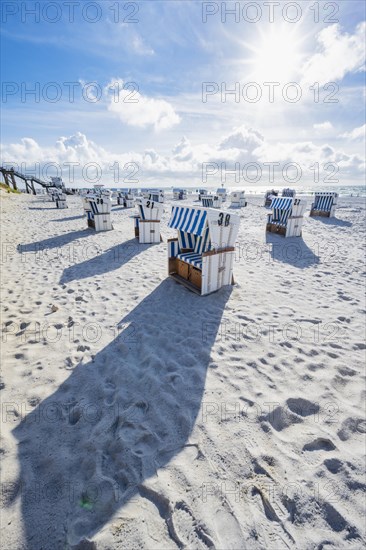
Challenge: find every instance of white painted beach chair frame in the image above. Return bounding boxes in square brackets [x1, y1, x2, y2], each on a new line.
[117, 191, 134, 208]
[201, 194, 223, 209]
[134, 198, 164, 243]
[167, 205, 240, 295]
[216, 188, 228, 202]
[266, 197, 307, 238]
[142, 190, 165, 203]
[310, 192, 338, 218]
[85, 196, 113, 232]
[230, 191, 247, 208]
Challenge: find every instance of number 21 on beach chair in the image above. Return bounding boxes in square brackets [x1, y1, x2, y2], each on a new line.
[134, 198, 164, 243]
[167, 206, 240, 295]
[310, 192, 338, 218]
[266, 197, 306, 237]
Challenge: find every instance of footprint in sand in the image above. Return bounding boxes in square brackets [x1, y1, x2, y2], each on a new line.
[303, 438, 336, 452]
[170, 501, 214, 549]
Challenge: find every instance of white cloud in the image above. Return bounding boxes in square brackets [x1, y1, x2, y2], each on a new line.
[340, 124, 365, 141]
[301, 22, 366, 86]
[1, 127, 364, 186]
[131, 34, 155, 56]
[107, 79, 180, 132]
[313, 122, 333, 131]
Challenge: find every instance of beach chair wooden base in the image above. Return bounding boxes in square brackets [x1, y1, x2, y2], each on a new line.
[138, 220, 161, 244]
[169, 273, 202, 295]
[266, 222, 286, 236]
[169, 258, 202, 293]
[310, 209, 330, 218]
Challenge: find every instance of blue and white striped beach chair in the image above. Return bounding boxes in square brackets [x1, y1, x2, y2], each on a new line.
[173, 188, 187, 200]
[84, 195, 113, 231]
[117, 189, 134, 208]
[142, 189, 164, 203]
[167, 205, 240, 295]
[201, 194, 222, 208]
[134, 197, 164, 243]
[267, 197, 307, 237]
[310, 192, 338, 218]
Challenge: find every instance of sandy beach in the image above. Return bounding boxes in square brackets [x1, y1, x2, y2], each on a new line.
[0, 190, 365, 549]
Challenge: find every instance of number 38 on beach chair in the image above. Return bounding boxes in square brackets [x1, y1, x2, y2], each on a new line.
[310, 192, 338, 218]
[134, 198, 164, 243]
[167, 206, 240, 295]
[266, 197, 306, 238]
[85, 196, 113, 232]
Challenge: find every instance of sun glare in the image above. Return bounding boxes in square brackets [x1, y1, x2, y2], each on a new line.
[247, 27, 304, 82]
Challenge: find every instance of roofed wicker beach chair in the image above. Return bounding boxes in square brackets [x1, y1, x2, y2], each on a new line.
[134, 197, 164, 243]
[198, 188, 207, 201]
[310, 192, 338, 218]
[216, 188, 228, 202]
[142, 190, 165, 203]
[84, 195, 113, 232]
[117, 190, 134, 208]
[230, 191, 247, 208]
[167, 205, 240, 295]
[173, 188, 187, 200]
[266, 197, 307, 237]
[201, 194, 222, 208]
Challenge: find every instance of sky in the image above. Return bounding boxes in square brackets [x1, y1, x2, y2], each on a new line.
[1, 0, 365, 188]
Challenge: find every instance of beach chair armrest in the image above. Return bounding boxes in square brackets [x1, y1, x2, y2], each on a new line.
[202, 247, 235, 257]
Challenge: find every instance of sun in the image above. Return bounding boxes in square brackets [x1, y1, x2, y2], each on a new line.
[246, 26, 305, 83]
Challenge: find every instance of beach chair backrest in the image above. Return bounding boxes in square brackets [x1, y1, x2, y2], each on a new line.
[313, 192, 337, 212]
[194, 226, 211, 254]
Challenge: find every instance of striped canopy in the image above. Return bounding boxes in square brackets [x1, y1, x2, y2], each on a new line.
[271, 197, 293, 210]
[168, 206, 208, 236]
[314, 193, 336, 212]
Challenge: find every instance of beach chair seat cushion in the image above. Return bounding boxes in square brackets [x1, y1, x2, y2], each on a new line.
[176, 252, 202, 270]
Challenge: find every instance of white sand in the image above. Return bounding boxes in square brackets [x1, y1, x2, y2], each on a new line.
[1, 191, 365, 550]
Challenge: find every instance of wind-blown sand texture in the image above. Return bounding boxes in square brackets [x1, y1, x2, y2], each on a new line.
[1, 191, 365, 550]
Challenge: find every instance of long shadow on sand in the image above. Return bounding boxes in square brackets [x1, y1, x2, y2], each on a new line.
[19, 229, 96, 253]
[50, 215, 85, 223]
[60, 239, 152, 284]
[11, 280, 230, 548]
[310, 216, 352, 228]
[266, 233, 319, 268]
